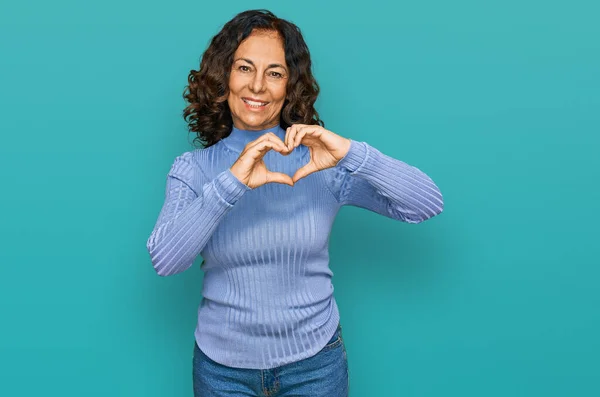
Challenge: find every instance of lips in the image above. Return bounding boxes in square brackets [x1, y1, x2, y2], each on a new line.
[242, 98, 269, 108]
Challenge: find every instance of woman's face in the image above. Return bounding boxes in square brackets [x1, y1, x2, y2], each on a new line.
[227, 30, 288, 131]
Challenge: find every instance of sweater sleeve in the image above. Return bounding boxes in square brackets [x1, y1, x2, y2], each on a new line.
[146, 152, 250, 276]
[327, 140, 444, 223]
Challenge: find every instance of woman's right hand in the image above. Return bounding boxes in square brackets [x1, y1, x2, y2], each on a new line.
[230, 132, 293, 188]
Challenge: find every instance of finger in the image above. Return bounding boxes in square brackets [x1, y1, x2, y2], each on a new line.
[295, 126, 325, 148]
[293, 128, 310, 148]
[284, 125, 293, 150]
[241, 133, 266, 155]
[285, 127, 291, 149]
[248, 137, 287, 158]
[265, 132, 291, 154]
[265, 132, 285, 145]
[286, 125, 299, 150]
[245, 131, 279, 149]
[292, 162, 318, 183]
[267, 136, 291, 154]
[266, 171, 294, 186]
[249, 133, 289, 154]
[248, 141, 279, 161]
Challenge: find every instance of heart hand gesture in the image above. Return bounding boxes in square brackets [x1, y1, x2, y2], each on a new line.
[229, 132, 294, 189]
[285, 124, 351, 183]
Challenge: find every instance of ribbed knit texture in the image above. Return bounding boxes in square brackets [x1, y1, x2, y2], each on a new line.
[146, 125, 443, 369]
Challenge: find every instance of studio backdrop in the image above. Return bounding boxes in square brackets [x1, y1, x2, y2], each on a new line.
[1, 0, 598, 396]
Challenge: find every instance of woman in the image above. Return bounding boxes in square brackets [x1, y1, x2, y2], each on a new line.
[146, 9, 443, 397]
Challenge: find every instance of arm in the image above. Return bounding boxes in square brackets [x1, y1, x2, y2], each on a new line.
[146, 152, 249, 276]
[330, 140, 443, 223]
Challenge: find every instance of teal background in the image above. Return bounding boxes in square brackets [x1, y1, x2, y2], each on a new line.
[1, 0, 599, 395]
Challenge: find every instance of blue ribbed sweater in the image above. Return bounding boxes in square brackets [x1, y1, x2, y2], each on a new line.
[146, 124, 443, 369]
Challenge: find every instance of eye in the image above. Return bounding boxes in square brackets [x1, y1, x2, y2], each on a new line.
[239, 65, 251, 72]
[269, 71, 283, 78]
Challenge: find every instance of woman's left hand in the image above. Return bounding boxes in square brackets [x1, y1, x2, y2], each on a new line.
[285, 124, 352, 183]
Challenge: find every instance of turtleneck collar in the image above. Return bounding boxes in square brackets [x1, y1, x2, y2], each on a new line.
[220, 124, 286, 153]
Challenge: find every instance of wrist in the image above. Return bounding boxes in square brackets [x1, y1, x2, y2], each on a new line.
[229, 164, 249, 187]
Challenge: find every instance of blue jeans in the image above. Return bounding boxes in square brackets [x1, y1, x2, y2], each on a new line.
[192, 323, 349, 396]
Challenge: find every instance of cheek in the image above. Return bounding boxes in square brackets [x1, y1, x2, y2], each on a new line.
[273, 83, 287, 102]
[228, 73, 244, 94]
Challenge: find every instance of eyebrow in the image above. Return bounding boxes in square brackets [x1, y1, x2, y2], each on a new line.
[234, 58, 288, 72]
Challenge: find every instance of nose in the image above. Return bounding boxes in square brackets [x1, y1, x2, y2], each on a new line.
[250, 71, 266, 93]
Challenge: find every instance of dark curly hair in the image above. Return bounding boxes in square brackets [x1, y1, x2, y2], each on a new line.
[183, 9, 324, 148]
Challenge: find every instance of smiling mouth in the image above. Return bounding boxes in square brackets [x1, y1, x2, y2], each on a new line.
[242, 98, 269, 108]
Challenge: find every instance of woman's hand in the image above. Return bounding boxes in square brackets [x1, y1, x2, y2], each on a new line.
[230, 132, 293, 188]
[285, 124, 351, 183]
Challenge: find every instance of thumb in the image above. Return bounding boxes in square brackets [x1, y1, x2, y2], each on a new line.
[292, 162, 318, 183]
[266, 171, 294, 186]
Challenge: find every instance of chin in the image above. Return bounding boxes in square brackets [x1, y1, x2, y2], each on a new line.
[238, 118, 278, 130]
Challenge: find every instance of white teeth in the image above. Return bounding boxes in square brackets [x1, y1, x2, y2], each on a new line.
[243, 99, 268, 107]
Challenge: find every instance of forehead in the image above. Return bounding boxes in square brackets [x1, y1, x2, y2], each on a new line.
[234, 30, 286, 65]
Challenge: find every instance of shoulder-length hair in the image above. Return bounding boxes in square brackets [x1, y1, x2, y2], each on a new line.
[183, 9, 324, 148]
